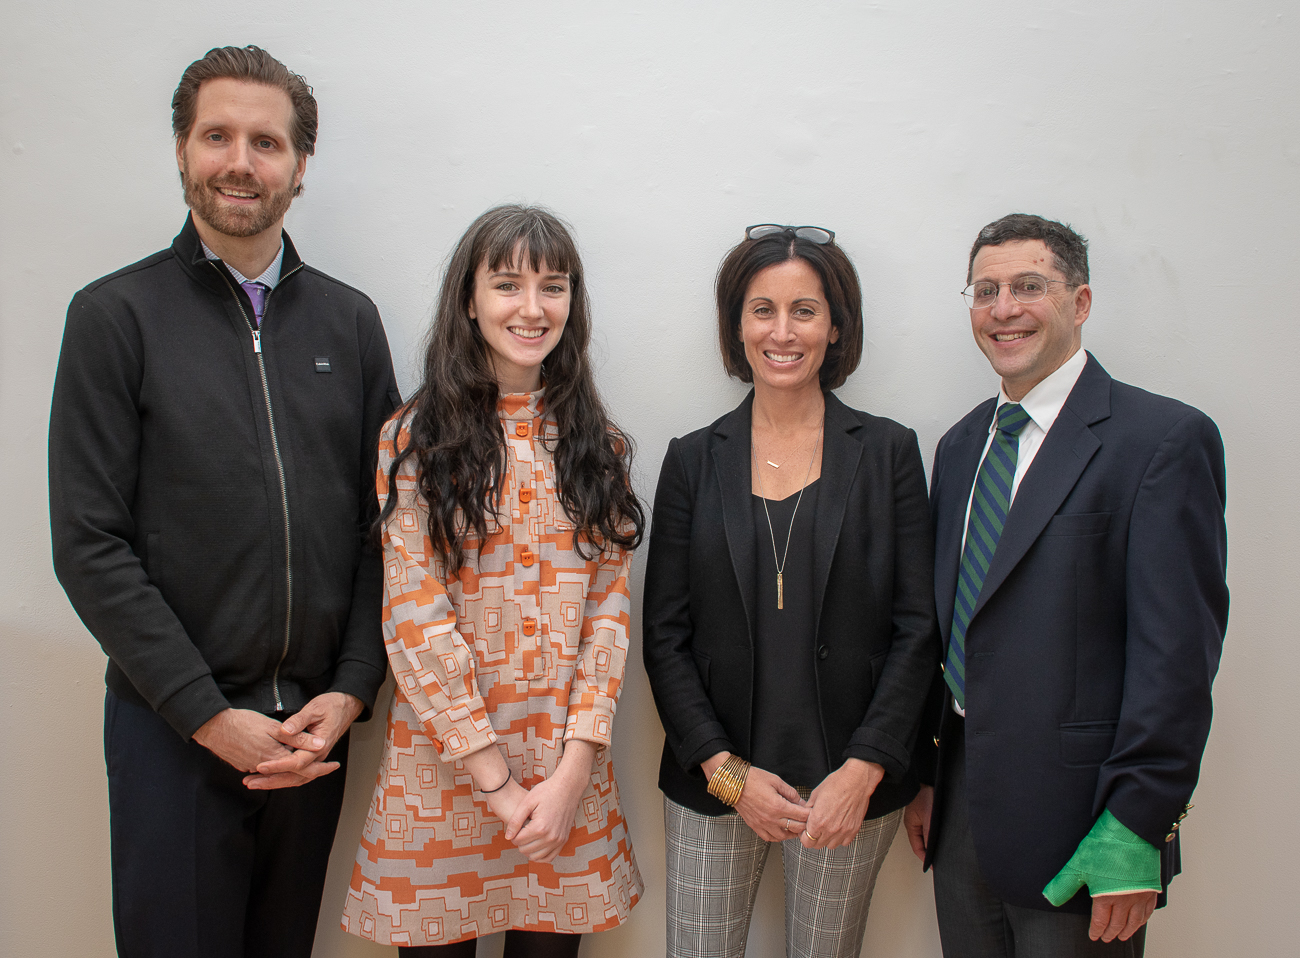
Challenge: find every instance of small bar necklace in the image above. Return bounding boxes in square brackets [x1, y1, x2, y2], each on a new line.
[752, 426, 821, 610]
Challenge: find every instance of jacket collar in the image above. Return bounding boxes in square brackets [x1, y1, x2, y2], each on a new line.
[171, 213, 304, 294]
[712, 390, 866, 644]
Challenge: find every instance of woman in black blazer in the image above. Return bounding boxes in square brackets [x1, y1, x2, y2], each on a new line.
[642, 225, 938, 958]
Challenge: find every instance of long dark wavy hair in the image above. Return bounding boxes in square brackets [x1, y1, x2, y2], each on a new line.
[378, 205, 644, 569]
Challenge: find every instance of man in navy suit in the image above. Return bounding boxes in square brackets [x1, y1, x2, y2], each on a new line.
[904, 214, 1228, 957]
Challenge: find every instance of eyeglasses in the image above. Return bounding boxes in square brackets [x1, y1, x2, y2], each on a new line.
[962, 274, 1079, 309]
[745, 224, 835, 245]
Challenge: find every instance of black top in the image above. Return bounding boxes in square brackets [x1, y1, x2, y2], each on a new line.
[751, 479, 828, 786]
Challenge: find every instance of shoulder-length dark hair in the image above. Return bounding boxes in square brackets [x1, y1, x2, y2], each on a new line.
[379, 204, 644, 569]
[715, 232, 864, 390]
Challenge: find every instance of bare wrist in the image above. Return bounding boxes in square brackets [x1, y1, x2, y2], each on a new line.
[700, 751, 730, 779]
[478, 771, 513, 794]
[483, 777, 526, 814]
[341, 693, 365, 721]
[192, 707, 233, 743]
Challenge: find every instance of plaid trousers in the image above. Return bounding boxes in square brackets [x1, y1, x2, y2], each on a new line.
[664, 795, 902, 958]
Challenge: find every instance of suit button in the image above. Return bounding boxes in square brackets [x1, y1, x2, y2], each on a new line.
[932, 736, 940, 747]
[519, 488, 533, 503]
[817, 645, 829, 660]
[515, 422, 530, 437]
[1165, 833, 1175, 842]
[521, 550, 535, 567]
[522, 619, 537, 636]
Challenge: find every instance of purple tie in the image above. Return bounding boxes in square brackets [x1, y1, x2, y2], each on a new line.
[241, 281, 267, 327]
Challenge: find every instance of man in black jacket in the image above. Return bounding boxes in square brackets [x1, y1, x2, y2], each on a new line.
[49, 46, 400, 958]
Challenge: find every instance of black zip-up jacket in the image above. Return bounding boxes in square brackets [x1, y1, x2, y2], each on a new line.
[50, 215, 401, 739]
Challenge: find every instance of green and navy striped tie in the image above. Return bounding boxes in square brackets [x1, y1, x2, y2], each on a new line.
[944, 402, 1032, 709]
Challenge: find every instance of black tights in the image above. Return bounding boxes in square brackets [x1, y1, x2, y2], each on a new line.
[400, 930, 582, 958]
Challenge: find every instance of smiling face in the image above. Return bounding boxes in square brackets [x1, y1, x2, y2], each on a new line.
[968, 239, 1091, 400]
[468, 250, 571, 393]
[740, 257, 839, 397]
[176, 77, 306, 240]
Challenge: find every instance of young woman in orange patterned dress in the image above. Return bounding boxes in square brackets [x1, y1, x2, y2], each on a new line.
[342, 206, 645, 958]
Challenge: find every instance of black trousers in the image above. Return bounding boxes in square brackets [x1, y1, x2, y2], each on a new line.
[931, 717, 1146, 958]
[105, 691, 349, 958]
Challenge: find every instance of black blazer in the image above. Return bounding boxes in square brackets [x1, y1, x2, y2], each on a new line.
[643, 391, 938, 816]
[914, 354, 1229, 913]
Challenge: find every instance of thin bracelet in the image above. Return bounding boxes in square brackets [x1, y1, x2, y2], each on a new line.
[479, 773, 512, 794]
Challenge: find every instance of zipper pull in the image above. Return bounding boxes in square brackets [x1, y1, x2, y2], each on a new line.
[252, 328, 262, 354]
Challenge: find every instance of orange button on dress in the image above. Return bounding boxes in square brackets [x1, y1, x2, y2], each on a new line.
[342, 391, 642, 947]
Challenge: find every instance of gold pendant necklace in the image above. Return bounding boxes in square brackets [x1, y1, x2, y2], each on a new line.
[761, 429, 816, 469]
[752, 426, 822, 610]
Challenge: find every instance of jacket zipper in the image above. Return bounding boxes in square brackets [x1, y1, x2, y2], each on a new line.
[209, 260, 302, 711]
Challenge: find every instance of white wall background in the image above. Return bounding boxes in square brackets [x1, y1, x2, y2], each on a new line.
[3, 1, 1296, 955]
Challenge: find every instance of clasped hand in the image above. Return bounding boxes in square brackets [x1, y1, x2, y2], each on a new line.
[480, 740, 598, 864]
[799, 759, 884, 849]
[703, 753, 884, 846]
[192, 692, 363, 789]
[733, 765, 810, 841]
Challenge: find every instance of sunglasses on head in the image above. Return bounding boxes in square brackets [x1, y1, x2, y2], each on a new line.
[744, 224, 835, 245]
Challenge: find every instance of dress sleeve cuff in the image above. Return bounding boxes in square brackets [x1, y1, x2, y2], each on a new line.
[564, 697, 617, 746]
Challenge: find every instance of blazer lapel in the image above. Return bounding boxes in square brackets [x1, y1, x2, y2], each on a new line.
[811, 393, 865, 632]
[970, 354, 1112, 621]
[934, 404, 994, 641]
[712, 393, 758, 644]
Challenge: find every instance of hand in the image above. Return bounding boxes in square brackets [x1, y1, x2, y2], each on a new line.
[459, 745, 530, 829]
[242, 692, 364, 789]
[193, 708, 301, 773]
[505, 741, 598, 862]
[1089, 891, 1157, 942]
[701, 754, 807, 842]
[904, 785, 934, 862]
[801, 759, 885, 850]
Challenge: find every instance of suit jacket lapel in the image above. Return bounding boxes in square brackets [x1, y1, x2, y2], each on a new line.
[712, 393, 757, 644]
[934, 404, 994, 642]
[811, 394, 864, 632]
[970, 353, 1111, 621]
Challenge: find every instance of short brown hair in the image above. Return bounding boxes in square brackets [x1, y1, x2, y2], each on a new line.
[172, 45, 318, 170]
[967, 213, 1090, 286]
[715, 232, 864, 390]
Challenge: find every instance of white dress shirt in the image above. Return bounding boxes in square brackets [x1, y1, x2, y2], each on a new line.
[953, 347, 1088, 717]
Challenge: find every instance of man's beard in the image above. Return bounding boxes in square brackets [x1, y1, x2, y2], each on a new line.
[181, 168, 296, 239]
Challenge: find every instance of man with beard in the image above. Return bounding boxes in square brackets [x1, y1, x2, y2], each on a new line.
[49, 46, 399, 958]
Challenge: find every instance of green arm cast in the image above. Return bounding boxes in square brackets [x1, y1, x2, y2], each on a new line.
[1042, 808, 1162, 906]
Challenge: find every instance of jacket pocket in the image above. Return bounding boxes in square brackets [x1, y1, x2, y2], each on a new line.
[1060, 720, 1117, 767]
[692, 650, 711, 692]
[1041, 512, 1111, 537]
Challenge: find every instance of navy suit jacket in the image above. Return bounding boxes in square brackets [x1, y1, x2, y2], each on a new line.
[914, 353, 1228, 913]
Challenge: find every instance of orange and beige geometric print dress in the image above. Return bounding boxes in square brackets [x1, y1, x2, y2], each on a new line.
[342, 391, 642, 947]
